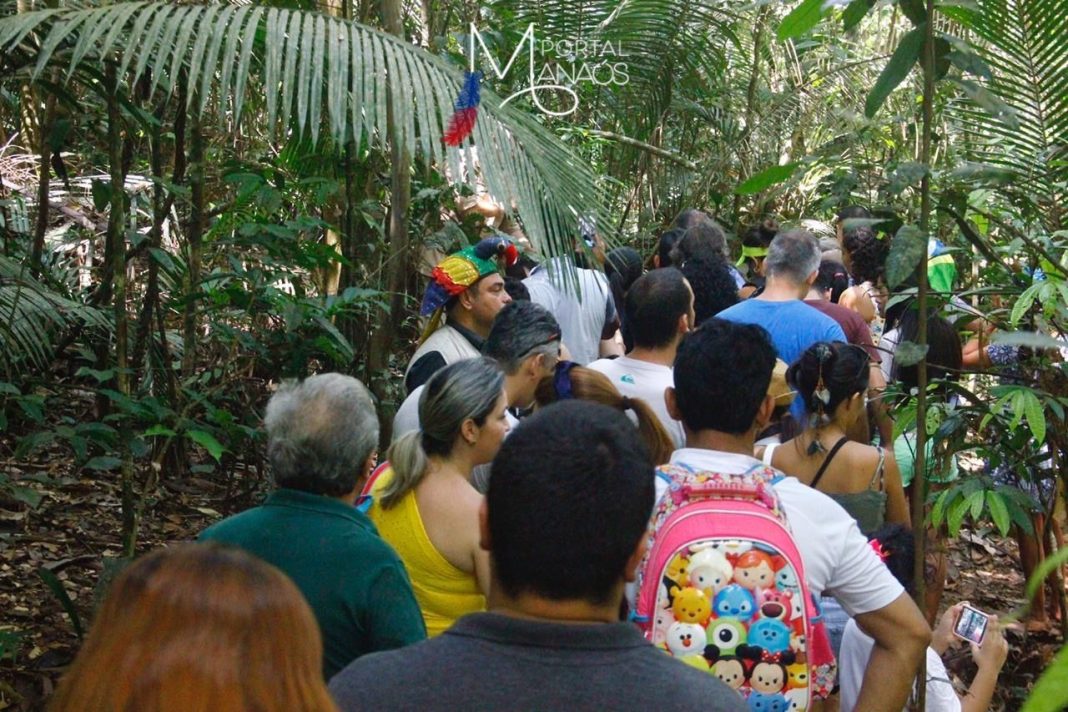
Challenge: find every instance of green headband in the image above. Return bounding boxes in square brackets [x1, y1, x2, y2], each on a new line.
[736, 245, 769, 266]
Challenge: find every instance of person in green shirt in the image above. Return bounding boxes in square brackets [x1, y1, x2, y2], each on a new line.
[200, 373, 426, 679]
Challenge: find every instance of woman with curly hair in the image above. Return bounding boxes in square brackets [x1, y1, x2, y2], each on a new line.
[837, 210, 890, 339]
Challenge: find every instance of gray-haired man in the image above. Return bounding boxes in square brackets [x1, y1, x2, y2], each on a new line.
[200, 373, 426, 679]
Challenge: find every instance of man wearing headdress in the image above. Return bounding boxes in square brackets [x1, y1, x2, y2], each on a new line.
[405, 237, 517, 394]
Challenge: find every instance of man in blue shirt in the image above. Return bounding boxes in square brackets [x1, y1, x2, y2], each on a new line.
[717, 228, 846, 365]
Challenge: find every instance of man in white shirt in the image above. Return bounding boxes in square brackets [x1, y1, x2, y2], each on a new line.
[662, 318, 930, 712]
[588, 268, 692, 448]
[524, 232, 622, 365]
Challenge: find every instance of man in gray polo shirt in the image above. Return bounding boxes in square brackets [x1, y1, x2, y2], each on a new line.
[330, 401, 746, 711]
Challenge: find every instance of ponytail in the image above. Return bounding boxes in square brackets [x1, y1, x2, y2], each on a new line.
[379, 431, 430, 510]
[625, 397, 675, 466]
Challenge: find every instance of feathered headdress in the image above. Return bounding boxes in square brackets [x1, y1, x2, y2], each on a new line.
[443, 71, 482, 146]
[418, 236, 518, 342]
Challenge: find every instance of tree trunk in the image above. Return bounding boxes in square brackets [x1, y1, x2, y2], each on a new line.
[182, 110, 204, 377]
[366, 0, 411, 446]
[908, 2, 938, 708]
[103, 66, 135, 556]
[30, 84, 56, 277]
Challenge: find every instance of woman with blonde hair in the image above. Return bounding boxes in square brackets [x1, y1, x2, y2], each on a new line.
[49, 543, 337, 712]
[368, 357, 509, 636]
[535, 361, 675, 465]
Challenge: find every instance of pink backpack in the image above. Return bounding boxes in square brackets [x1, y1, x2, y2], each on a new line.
[633, 463, 836, 708]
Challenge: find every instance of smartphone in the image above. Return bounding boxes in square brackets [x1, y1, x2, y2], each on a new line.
[953, 604, 990, 645]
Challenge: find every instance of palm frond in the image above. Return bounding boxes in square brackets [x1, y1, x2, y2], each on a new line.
[943, 0, 1068, 229]
[0, 256, 111, 373]
[0, 1, 607, 259]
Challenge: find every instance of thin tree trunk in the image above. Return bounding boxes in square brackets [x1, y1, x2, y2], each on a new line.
[182, 110, 204, 377]
[104, 66, 135, 557]
[366, 0, 411, 446]
[909, 2, 937, 708]
[30, 87, 56, 277]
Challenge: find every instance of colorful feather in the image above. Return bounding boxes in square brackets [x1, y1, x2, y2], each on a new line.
[444, 71, 482, 146]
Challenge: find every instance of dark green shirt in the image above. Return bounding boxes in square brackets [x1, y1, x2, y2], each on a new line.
[199, 488, 426, 679]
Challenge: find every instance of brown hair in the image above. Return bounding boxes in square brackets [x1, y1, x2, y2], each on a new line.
[49, 543, 338, 712]
[536, 364, 675, 465]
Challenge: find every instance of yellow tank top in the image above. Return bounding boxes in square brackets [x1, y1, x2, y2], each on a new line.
[368, 467, 486, 636]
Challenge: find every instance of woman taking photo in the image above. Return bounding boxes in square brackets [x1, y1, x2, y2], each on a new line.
[368, 357, 509, 636]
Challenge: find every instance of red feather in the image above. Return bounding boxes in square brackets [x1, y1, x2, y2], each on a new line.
[444, 107, 478, 146]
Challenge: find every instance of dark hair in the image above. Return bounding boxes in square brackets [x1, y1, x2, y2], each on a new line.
[487, 401, 655, 604]
[673, 319, 776, 434]
[742, 219, 779, 250]
[837, 205, 872, 222]
[671, 221, 728, 265]
[605, 247, 644, 331]
[483, 301, 560, 375]
[655, 228, 684, 268]
[681, 255, 739, 325]
[624, 268, 691, 349]
[506, 252, 539, 280]
[503, 276, 530, 301]
[787, 342, 870, 423]
[893, 310, 962, 390]
[868, 524, 915, 595]
[815, 260, 850, 304]
[842, 226, 888, 285]
[672, 208, 713, 230]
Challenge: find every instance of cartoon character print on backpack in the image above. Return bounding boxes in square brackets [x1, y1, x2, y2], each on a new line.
[636, 464, 833, 705]
[688, 546, 733, 597]
[748, 691, 790, 712]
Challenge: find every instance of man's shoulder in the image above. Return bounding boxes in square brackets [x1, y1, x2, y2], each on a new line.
[199, 506, 268, 542]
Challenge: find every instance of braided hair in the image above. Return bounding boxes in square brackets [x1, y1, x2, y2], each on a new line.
[787, 342, 870, 451]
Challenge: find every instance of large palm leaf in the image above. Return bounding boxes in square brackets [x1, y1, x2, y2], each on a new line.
[0, 255, 111, 373]
[942, 0, 1068, 230]
[0, 1, 607, 259]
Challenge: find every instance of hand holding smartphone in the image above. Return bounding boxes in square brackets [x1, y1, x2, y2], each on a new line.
[953, 604, 990, 645]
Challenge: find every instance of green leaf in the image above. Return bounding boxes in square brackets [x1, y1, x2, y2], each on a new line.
[885, 224, 926, 288]
[91, 180, 111, 212]
[143, 424, 177, 437]
[894, 340, 929, 367]
[0, 382, 20, 396]
[842, 0, 876, 31]
[952, 77, 1020, 130]
[966, 488, 986, 520]
[946, 49, 992, 79]
[865, 25, 925, 118]
[735, 163, 800, 195]
[9, 485, 43, 510]
[84, 456, 122, 471]
[898, 0, 926, 25]
[75, 366, 115, 383]
[947, 494, 970, 535]
[187, 429, 224, 462]
[1022, 644, 1068, 712]
[777, 0, 827, 41]
[37, 568, 84, 639]
[986, 491, 1010, 535]
[1022, 392, 1046, 443]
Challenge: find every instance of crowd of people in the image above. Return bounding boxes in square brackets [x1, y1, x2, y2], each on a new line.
[50, 208, 1041, 711]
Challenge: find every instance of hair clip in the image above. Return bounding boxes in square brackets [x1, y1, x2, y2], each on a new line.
[869, 539, 890, 561]
[554, 361, 578, 401]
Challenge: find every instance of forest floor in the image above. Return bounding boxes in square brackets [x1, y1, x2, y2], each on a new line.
[0, 437, 1061, 710]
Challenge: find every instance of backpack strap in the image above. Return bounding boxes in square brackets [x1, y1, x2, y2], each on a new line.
[810, 436, 849, 490]
[869, 446, 887, 491]
[762, 442, 779, 467]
